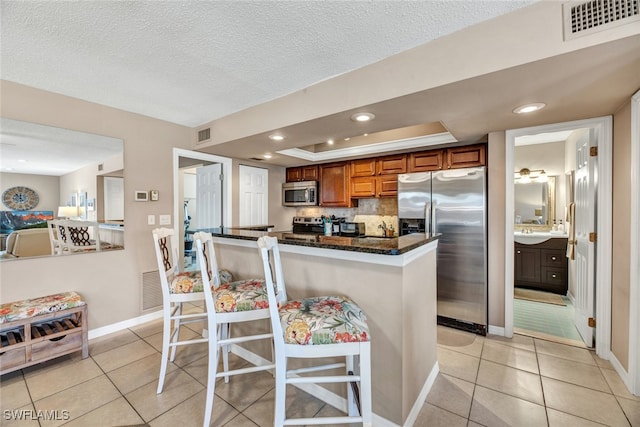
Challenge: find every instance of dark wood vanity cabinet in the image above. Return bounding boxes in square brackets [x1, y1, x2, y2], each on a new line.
[515, 238, 568, 295]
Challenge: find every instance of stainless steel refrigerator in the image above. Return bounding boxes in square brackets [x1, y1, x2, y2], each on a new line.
[398, 167, 487, 335]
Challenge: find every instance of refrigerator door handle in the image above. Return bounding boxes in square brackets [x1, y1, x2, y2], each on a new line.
[425, 202, 432, 236]
[431, 203, 437, 235]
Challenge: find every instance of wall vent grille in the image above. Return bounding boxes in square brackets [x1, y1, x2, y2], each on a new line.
[98, 163, 104, 171]
[141, 270, 163, 312]
[564, 0, 639, 40]
[197, 128, 211, 144]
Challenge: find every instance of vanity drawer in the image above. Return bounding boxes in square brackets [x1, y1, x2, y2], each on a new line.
[541, 249, 565, 267]
[542, 267, 566, 286]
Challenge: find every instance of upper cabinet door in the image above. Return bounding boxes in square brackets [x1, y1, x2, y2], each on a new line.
[286, 165, 318, 182]
[446, 144, 486, 169]
[408, 150, 443, 172]
[376, 154, 407, 175]
[319, 162, 353, 207]
[301, 165, 319, 181]
[350, 158, 376, 177]
[286, 167, 302, 182]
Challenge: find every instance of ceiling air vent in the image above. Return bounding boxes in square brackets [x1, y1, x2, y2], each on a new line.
[197, 127, 211, 144]
[563, 0, 639, 40]
[249, 157, 264, 161]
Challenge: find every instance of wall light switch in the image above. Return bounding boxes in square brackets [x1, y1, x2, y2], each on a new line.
[159, 214, 171, 225]
[147, 215, 156, 225]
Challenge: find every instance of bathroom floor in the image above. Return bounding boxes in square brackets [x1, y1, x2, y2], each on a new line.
[514, 291, 584, 345]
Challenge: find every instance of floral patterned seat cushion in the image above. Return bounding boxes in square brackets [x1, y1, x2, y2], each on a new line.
[0, 291, 86, 324]
[278, 296, 370, 345]
[169, 269, 233, 294]
[213, 279, 269, 313]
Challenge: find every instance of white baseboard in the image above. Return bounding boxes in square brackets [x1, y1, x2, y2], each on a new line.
[608, 351, 636, 395]
[488, 325, 505, 336]
[88, 310, 163, 340]
[402, 362, 439, 427]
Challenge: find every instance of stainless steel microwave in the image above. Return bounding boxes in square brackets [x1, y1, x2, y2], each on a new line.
[282, 181, 318, 206]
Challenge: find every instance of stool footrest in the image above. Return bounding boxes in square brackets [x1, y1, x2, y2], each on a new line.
[287, 362, 345, 375]
[287, 375, 361, 384]
[284, 416, 363, 425]
[216, 363, 275, 378]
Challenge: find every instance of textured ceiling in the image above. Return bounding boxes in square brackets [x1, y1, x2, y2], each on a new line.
[1, 0, 535, 127]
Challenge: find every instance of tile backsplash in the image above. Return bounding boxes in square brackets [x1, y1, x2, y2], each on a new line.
[296, 198, 398, 236]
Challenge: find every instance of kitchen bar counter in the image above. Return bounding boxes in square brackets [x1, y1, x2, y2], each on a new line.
[208, 229, 439, 425]
[194, 227, 438, 256]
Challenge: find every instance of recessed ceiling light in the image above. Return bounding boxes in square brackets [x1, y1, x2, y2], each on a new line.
[350, 112, 375, 122]
[363, 133, 368, 137]
[513, 103, 546, 114]
[327, 139, 334, 145]
[344, 137, 351, 141]
[268, 134, 285, 141]
[263, 154, 272, 159]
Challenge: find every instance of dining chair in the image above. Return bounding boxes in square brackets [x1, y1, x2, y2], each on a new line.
[152, 227, 208, 394]
[60, 220, 101, 253]
[47, 220, 66, 255]
[193, 232, 275, 427]
[257, 236, 372, 426]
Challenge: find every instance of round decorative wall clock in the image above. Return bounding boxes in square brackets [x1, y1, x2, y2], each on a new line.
[2, 186, 40, 210]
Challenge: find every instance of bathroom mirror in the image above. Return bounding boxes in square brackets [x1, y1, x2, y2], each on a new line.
[514, 176, 556, 228]
[0, 118, 124, 260]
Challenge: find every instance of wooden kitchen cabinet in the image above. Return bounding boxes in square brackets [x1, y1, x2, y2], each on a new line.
[349, 157, 400, 198]
[350, 158, 377, 177]
[515, 238, 568, 294]
[408, 150, 443, 172]
[376, 154, 407, 175]
[445, 144, 486, 169]
[319, 161, 354, 207]
[350, 174, 398, 198]
[286, 165, 318, 182]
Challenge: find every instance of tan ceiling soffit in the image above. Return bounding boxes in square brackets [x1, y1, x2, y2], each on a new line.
[277, 131, 456, 162]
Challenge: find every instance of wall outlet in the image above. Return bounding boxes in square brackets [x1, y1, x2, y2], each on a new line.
[147, 215, 156, 225]
[159, 214, 171, 225]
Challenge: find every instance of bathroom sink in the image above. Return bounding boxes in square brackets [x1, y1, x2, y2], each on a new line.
[514, 231, 567, 244]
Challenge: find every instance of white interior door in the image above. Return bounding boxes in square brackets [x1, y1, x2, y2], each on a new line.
[196, 163, 222, 229]
[574, 130, 597, 347]
[239, 165, 268, 226]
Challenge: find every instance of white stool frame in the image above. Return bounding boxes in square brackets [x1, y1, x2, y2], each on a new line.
[257, 236, 372, 426]
[194, 232, 275, 427]
[152, 228, 208, 395]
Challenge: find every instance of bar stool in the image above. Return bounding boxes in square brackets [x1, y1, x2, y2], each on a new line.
[152, 228, 208, 394]
[257, 236, 372, 426]
[193, 232, 275, 427]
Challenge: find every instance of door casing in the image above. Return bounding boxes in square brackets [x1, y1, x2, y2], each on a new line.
[504, 116, 612, 361]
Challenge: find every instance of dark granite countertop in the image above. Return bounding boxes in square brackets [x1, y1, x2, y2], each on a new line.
[197, 227, 438, 255]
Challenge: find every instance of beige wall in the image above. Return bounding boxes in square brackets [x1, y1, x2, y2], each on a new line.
[611, 101, 632, 369]
[0, 80, 193, 329]
[487, 132, 506, 327]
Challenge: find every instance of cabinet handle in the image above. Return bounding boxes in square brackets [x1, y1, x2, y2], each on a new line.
[516, 250, 521, 254]
[551, 256, 557, 261]
[552, 274, 557, 278]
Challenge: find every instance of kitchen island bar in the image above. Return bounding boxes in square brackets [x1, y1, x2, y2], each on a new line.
[203, 228, 439, 426]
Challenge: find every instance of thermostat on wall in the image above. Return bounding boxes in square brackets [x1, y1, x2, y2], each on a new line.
[134, 190, 149, 201]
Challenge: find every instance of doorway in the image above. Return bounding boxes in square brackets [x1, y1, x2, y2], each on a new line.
[239, 165, 268, 226]
[505, 116, 612, 360]
[512, 131, 585, 346]
[172, 148, 232, 270]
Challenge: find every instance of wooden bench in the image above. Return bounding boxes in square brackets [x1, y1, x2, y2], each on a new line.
[0, 292, 88, 375]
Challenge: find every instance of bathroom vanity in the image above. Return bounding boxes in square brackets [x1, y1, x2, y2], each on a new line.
[515, 236, 568, 295]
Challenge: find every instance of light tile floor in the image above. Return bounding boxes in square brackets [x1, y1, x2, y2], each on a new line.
[1, 309, 639, 426]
